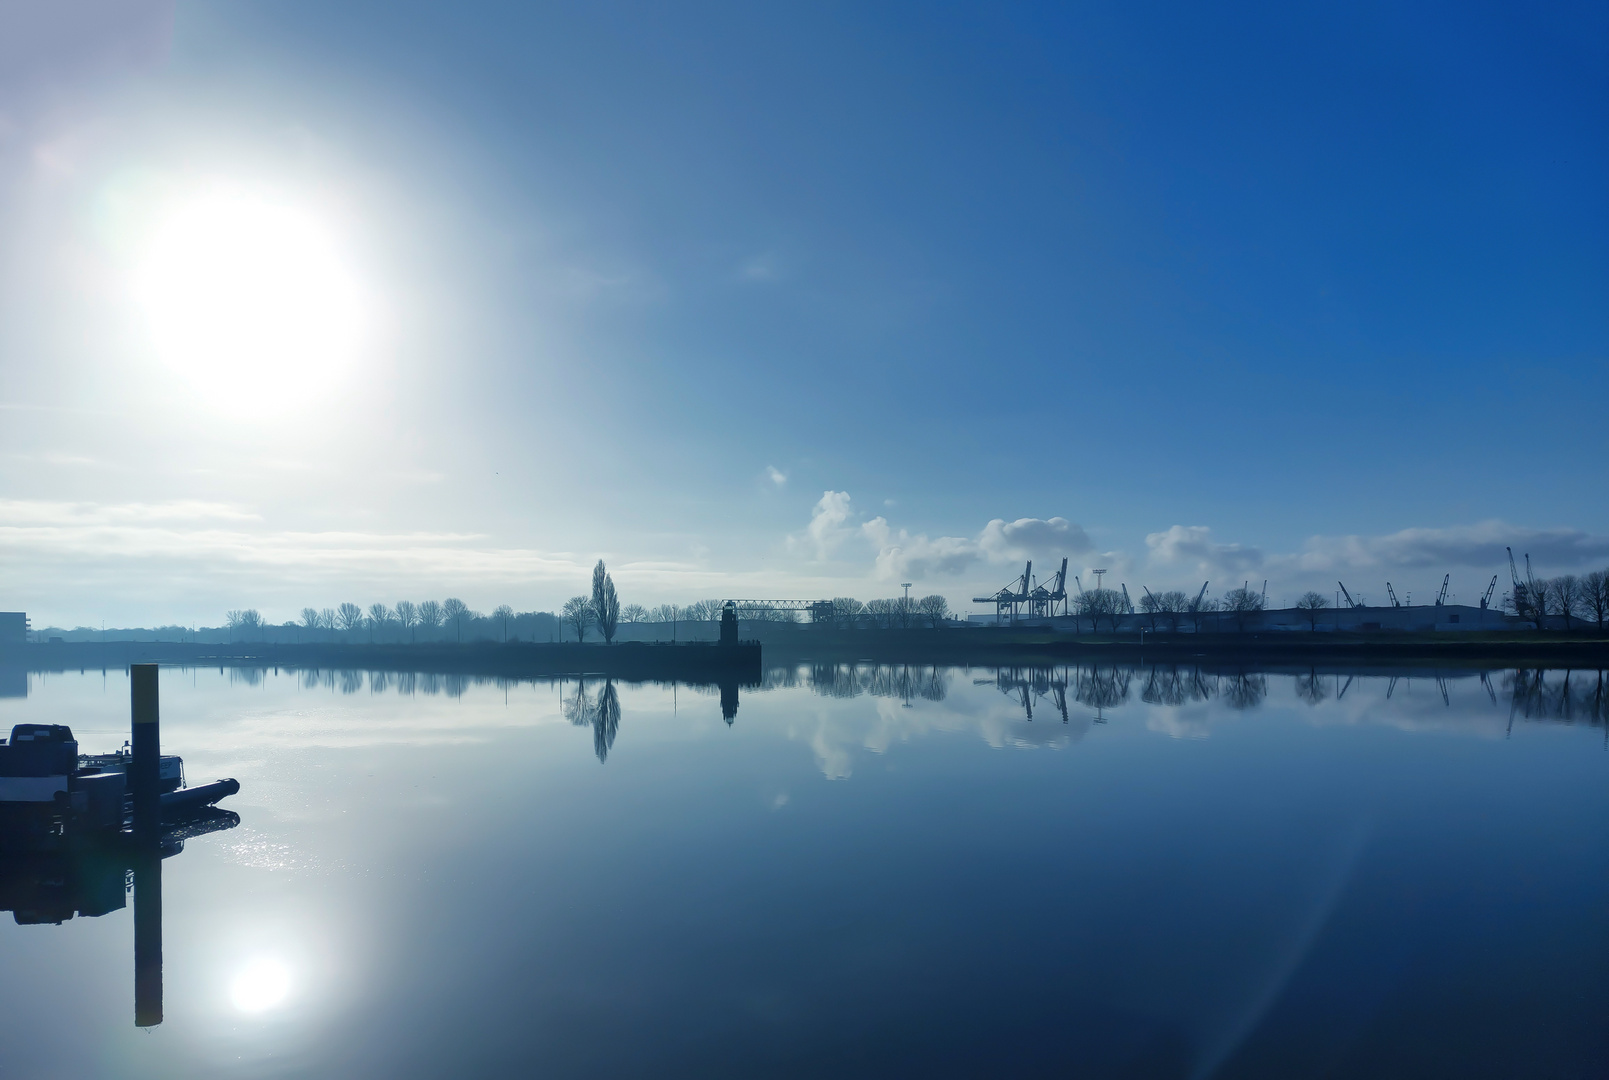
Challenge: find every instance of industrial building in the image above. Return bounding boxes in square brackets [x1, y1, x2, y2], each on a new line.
[966, 561, 1531, 633]
[967, 603, 1515, 633]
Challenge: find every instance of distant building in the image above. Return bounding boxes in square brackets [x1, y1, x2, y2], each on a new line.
[967, 604, 1518, 633]
[0, 612, 27, 645]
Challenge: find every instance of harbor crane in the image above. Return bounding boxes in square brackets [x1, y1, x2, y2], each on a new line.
[1191, 581, 1210, 611]
[973, 561, 1032, 623]
[1506, 547, 1540, 621]
[1480, 575, 1498, 610]
[1120, 584, 1134, 615]
[1435, 574, 1450, 606]
[1026, 558, 1069, 618]
[1337, 581, 1360, 608]
[1386, 582, 1401, 608]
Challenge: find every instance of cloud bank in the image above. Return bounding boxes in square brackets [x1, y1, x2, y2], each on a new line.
[795, 491, 1092, 582]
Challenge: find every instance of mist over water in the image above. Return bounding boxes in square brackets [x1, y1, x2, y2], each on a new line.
[0, 664, 1604, 1079]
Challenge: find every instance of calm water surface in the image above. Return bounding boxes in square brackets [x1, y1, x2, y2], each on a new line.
[0, 663, 1605, 1079]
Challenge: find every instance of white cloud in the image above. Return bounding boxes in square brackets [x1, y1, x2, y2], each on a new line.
[979, 516, 1093, 563]
[857, 511, 1092, 582]
[1141, 519, 1609, 602]
[1146, 525, 1265, 575]
[765, 465, 787, 487]
[800, 490, 854, 560]
[1291, 520, 1609, 573]
[861, 517, 981, 580]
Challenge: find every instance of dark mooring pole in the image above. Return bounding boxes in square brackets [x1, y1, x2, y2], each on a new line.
[134, 851, 163, 1027]
[130, 663, 163, 1027]
[130, 664, 160, 844]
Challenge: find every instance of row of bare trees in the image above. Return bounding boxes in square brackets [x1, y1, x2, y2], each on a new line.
[824, 595, 950, 629]
[222, 599, 559, 643]
[293, 598, 492, 642]
[1516, 570, 1609, 630]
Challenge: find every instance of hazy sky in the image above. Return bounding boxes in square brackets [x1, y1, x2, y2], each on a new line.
[1, 1, 1606, 627]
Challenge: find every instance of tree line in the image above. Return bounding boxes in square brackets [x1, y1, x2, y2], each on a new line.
[1508, 569, 1609, 631]
[221, 600, 561, 643]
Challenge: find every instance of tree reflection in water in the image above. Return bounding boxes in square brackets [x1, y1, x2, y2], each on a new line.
[564, 677, 622, 762]
[1294, 668, 1328, 706]
[1506, 668, 1609, 741]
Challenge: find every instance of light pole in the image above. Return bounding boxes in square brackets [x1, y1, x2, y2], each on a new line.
[901, 583, 912, 629]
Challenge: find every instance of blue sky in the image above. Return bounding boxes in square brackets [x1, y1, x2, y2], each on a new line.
[0, 1, 1605, 625]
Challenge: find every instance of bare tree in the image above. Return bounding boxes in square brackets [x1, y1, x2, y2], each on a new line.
[396, 600, 419, 642]
[1295, 591, 1330, 631]
[226, 609, 262, 642]
[563, 595, 593, 642]
[591, 560, 621, 644]
[1156, 590, 1189, 632]
[1187, 592, 1217, 634]
[1138, 589, 1163, 630]
[895, 593, 915, 629]
[832, 597, 863, 630]
[418, 600, 443, 640]
[368, 603, 393, 643]
[301, 608, 321, 637]
[916, 594, 949, 627]
[319, 608, 337, 638]
[1076, 589, 1125, 632]
[686, 599, 722, 622]
[621, 604, 648, 624]
[442, 598, 469, 643]
[1547, 575, 1583, 631]
[337, 602, 364, 640]
[493, 604, 514, 642]
[865, 598, 898, 629]
[1221, 586, 1264, 632]
[1581, 569, 1609, 631]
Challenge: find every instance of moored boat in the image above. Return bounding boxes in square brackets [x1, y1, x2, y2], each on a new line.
[0, 724, 236, 851]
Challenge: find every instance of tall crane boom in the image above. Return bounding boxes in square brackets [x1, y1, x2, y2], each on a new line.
[1480, 575, 1498, 609]
[1506, 546, 1537, 620]
[1386, 582, 1400, 608]
[1121, 584, 1133, 614]
[1337, 581, 1358, 608]
[1435, 574, 1450, 606]
[1193, 581, 1209, 609]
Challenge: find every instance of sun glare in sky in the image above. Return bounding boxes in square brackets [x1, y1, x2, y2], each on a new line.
[132, 184, 369, 413]
[229, 957, 293, 1013]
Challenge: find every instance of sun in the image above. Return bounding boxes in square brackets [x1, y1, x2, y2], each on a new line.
[133, 184, 369, 412]
[230, 957, 293, 1013]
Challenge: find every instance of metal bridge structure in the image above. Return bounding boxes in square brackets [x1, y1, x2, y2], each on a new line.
[721, 599, 836, 624]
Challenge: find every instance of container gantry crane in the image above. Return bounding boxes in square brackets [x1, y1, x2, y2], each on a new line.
[973, 561, 1032, 623]
[1026, 558, 1069, 618]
